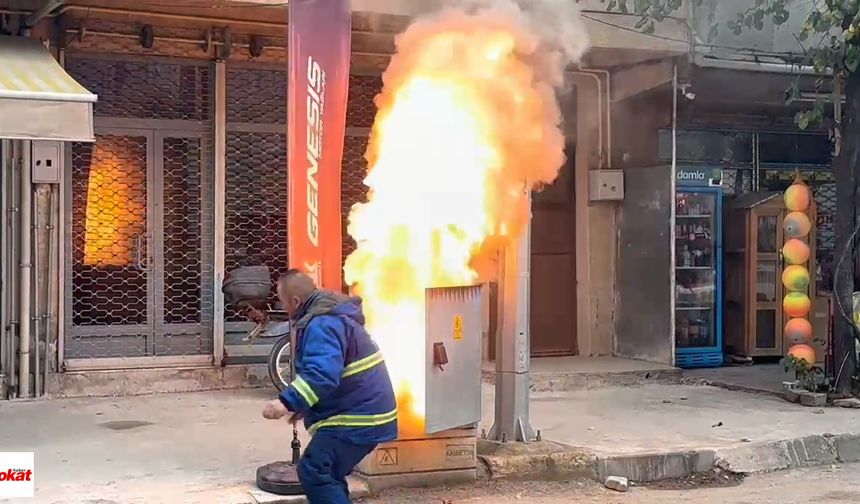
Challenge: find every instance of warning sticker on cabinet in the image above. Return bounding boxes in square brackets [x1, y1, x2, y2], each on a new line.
[377, 448, 398, 466]
[453, 315, 463, 341]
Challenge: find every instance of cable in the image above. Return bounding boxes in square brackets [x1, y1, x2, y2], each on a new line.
[580, 12, 691, 44]
[580, 12, 813, 60]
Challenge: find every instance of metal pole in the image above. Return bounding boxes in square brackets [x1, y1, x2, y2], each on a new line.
[18, 142, 32, 398]
[670, 63, 678, 365]
[212, 60, 227, 366]
[489, 191, 535, 443]
[0, 140, 7, 398]
[290, 325, 301, 463]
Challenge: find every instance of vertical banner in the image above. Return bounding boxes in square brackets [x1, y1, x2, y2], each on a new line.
[287, 0, 352, 290]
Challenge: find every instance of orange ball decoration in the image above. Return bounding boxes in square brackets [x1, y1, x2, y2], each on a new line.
[784, 211, 812, 239]
[788, 343, 816, 366]
[785, 318, 813, 345]
[784, 183, 811, 212]
[783, 292, 811, 318]
[782, 265, 810, 292]
[782, 239, 811, 265]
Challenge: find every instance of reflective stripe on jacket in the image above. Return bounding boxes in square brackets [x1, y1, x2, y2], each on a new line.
[278, 291, 398, 445]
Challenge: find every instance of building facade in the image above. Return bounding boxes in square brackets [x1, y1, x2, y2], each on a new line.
[0, 0, 721, 399]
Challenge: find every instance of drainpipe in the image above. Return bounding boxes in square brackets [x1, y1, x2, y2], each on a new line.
[567, 69, 612, 169]
[33, 186, 50, 397]
[18, 143, 32, 398]
[44, 186, 55, 393]
[23, 0, 65, 28]
[693, 53, 828, 76]
[7, 143, 20, 397]
[578, 67, 612, 168]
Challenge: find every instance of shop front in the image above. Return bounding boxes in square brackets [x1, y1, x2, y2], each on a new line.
[0, 33, 97, 398]
[660, 64, 835, 386]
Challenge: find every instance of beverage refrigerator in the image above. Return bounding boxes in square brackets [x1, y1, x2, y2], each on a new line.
[675, 185, 723, 368]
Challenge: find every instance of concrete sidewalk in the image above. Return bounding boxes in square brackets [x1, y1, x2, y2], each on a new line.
[1, 383, 858, 503]
[478, 383, 860, 482]
[481, 383, 855, 455]
[0, 387, 366, 504]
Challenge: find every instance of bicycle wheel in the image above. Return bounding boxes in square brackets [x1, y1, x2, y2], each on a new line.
[268, 336, 292, 392]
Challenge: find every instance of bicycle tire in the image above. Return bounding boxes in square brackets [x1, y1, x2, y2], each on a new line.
[268, 335, 291, 392]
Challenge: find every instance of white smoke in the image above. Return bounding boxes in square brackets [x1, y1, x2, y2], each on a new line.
[444, 0, 591, 86]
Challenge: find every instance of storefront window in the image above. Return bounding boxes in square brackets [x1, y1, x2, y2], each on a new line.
[658, 129, 753, 164]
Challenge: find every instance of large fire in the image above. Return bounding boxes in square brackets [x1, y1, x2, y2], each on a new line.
[344, 0, 588, 437]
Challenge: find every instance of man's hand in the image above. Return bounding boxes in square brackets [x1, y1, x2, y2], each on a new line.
[287, 411, 304, 425]
[262, 400, 289, 420]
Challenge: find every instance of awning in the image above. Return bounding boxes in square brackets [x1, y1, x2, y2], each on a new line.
[0, 35, 96, 142]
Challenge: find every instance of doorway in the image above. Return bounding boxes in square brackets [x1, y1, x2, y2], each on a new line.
[530, 144, 577, 356]
[64, 128, 214, 366]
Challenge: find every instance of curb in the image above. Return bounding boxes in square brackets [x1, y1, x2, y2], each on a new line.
[680, 376, 785, 399]
[477, 439, 597, 481]
[478, 433, 860, 484]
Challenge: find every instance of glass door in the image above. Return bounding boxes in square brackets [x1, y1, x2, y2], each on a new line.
[750, 210, 783, 355]
[675, 191, 718, 350]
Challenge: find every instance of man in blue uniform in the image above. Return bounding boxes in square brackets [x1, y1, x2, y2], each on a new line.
[262, 269, 398, 503]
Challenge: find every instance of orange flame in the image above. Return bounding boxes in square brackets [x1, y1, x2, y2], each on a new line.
[344, 2, 587, 437]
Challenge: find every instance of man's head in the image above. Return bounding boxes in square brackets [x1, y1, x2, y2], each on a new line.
[277, 269, 318, 318]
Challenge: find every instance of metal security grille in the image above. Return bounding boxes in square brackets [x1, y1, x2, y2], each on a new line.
[159, 135, 215, 357]
[64, 55, 215, 364]
[760, 169, 836, 265]
[66, 57, 210, 121]
[341, 135, 370, 262]
[68, 136, 150, 358]
[224, 131, 288, 321]
[721, 168, 754, 196]
[163, 138, 203, 325]
[347, 75, 382, 128]
[342, 75, 380, 264]
[224, 66, 288, 325]
[227, 68, 286, 124]
[221, 68, 379, 327]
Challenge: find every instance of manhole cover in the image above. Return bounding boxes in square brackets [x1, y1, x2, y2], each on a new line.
[99, 420, 154, 431]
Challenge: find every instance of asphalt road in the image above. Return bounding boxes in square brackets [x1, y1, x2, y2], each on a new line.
[363, 463, 860, 504]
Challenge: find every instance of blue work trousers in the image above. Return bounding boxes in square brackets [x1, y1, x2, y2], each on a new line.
[297, 431, 376, 504]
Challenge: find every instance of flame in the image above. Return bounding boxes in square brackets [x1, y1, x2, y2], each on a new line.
[344, 2, 587, 438]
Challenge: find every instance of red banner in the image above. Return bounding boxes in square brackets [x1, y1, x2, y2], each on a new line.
[287, 0, 352, 290]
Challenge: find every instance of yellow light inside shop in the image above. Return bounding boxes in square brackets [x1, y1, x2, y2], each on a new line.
[83, 143, 146, 267]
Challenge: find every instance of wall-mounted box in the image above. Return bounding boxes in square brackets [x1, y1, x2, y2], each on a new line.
[32, 141, 61, 184]
[589, 169, 624, 202]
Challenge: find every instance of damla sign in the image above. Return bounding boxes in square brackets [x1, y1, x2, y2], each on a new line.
[676, 167, 722, 187]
